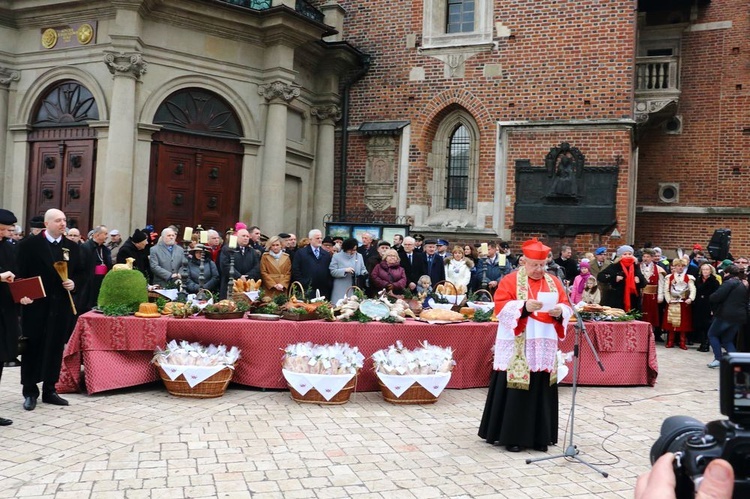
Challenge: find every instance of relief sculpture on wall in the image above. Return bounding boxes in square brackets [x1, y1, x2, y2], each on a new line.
[364, 136, 396, 211]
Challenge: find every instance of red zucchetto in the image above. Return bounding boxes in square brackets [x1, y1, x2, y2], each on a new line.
[521, 238, 551, 261]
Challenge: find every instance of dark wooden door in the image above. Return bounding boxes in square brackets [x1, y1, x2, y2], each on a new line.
[148, 132, 242, 236]
[27, 130, 96, 231]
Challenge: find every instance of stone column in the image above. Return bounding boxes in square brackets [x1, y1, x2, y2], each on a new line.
[257, 81, 299, 235]
[311, 105, 341, 228]
[101, 52, 146, 230]
[0, 68, 20, 206]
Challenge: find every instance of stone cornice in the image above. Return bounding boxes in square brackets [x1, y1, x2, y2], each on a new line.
[104, 51, 147, 79]
[637, 206, 750, 216]
[258, 81, 300, 103]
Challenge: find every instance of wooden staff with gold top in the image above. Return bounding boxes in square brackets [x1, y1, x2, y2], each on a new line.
[53, 258, 77, 315]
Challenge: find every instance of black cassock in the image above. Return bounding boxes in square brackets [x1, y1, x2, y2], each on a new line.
[17, 233, 84, 397]
[0, 239, 21, 378]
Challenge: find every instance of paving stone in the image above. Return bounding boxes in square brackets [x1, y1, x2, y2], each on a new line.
[0, 346, 726, 498]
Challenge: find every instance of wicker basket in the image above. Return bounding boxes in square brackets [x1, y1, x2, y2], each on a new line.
[156, 364, 233, 398]
[377, 380, 439, 405]
[288, 374, 357, 405]
[433, 280, 466, 311]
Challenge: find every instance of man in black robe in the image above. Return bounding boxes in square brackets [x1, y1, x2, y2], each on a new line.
[0, 209, 31, 425]
[17, 209, 85, 410]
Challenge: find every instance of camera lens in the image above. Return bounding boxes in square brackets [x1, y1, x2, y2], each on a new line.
[650, 416, 706, 464]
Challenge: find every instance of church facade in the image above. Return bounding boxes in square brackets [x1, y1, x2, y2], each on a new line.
[2, 0, 748, 256]
[0, 0, 363, 237]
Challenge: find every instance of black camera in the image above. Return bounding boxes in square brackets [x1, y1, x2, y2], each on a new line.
[650, 353, 750, 498]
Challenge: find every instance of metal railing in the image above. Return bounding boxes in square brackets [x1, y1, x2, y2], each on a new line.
[215, 0, 324, 23]
[635, 56, 679, 92]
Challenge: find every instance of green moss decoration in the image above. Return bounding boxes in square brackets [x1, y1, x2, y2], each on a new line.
[97, 270, 148, 312]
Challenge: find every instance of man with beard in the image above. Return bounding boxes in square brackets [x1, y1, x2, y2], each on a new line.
[17, 209, 84, 410]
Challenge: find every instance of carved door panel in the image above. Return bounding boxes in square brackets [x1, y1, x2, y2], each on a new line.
[149, 143, 240, 235]
[196, 152, 239, 233]
[151, 146, 196, 235]
[27, 139, 95, 231]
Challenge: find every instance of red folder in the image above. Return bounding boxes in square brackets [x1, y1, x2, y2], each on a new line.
[7, 276, 46, 302]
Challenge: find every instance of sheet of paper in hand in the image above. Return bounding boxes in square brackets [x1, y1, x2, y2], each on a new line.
[536, 291, 558, 312]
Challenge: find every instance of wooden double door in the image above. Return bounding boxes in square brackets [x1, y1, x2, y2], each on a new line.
[148, 131, 242, 236]
[27, 128, 97, 232]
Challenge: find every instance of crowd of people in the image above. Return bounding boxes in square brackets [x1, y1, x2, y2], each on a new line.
[1, 208, 748, 483]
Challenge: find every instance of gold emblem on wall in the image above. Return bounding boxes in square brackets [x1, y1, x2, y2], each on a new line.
[40, 21, 97, 50]
[77, 24, 94, 45]
[41, 28, 58, 49]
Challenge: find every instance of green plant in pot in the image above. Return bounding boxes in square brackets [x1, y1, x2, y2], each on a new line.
[97, 270, 149, 315]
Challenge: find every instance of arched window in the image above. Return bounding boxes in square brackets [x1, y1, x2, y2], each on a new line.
[428, 109, 479, 213]
[446, 125, 470, 209]
[32, 80, 99, 127]
[154, 88, 243, 138]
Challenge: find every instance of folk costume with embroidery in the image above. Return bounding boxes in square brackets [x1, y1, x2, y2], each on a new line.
[478, 238, 572, 451]
[640, 260, 665, 330]
[662, 268, 696, 349]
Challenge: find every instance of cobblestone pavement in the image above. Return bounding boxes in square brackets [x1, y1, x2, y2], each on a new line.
[0, 343, 722, 498]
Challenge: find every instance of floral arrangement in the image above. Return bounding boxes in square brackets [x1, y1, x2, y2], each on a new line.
[152, 340, 241, 367]
[282, 342, 364, 375]
[371, 340, 455, 375]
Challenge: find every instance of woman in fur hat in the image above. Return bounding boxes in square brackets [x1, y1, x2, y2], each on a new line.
[444, 245, 474, 293]
[597, 245, 646, 311]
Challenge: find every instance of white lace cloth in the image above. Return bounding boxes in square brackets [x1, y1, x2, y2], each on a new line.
[281, 370, 356, 401]
[158, 363, 232, 388]
[376, 372, 452, 398]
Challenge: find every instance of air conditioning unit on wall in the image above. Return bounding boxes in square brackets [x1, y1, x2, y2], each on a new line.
[658, 183, 679, 203]
[664, 115, 683, 135]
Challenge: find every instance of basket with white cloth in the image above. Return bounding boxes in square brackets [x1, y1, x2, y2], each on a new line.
[372, 341, 455, 404]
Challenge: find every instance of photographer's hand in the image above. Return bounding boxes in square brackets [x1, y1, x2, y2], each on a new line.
[696, 458, 734, 499]
[635, 453, 734, 499]
[635, 453, 676, 499]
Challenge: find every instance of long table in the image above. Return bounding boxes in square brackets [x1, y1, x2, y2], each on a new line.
[559, 320, 658, 386]
[57, 313, 496, 394]
[57, 314, 658, 395]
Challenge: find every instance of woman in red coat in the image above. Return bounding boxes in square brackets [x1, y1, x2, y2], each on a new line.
[370, 249, 407, 294]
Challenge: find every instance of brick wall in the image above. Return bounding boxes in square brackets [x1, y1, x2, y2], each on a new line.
[636, 0, 750, 256]
[320, 0, 749, 258]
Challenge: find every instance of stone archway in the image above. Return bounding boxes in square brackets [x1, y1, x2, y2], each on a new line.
[148, 88, 244, 234]
[27, 80, 99, 230]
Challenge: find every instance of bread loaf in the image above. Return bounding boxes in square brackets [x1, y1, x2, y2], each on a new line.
[420, 309, 465, 321]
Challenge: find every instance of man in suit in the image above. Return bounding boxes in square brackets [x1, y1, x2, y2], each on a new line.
[423, 239, 446, 286]
[17, 209, 85, 410]
[291, 229, 333, 300]
[219, 228, 260, 298]
[399, 236, 426, 292]
[554, 245, 579, 283]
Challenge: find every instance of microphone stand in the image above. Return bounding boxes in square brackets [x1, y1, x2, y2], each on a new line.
[526, 282, 607, 478]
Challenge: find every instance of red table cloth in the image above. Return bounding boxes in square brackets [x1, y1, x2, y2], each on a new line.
[58, 314, 658, 395]
[58, 313, 495, 394]
[559, 320, 658, 386]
